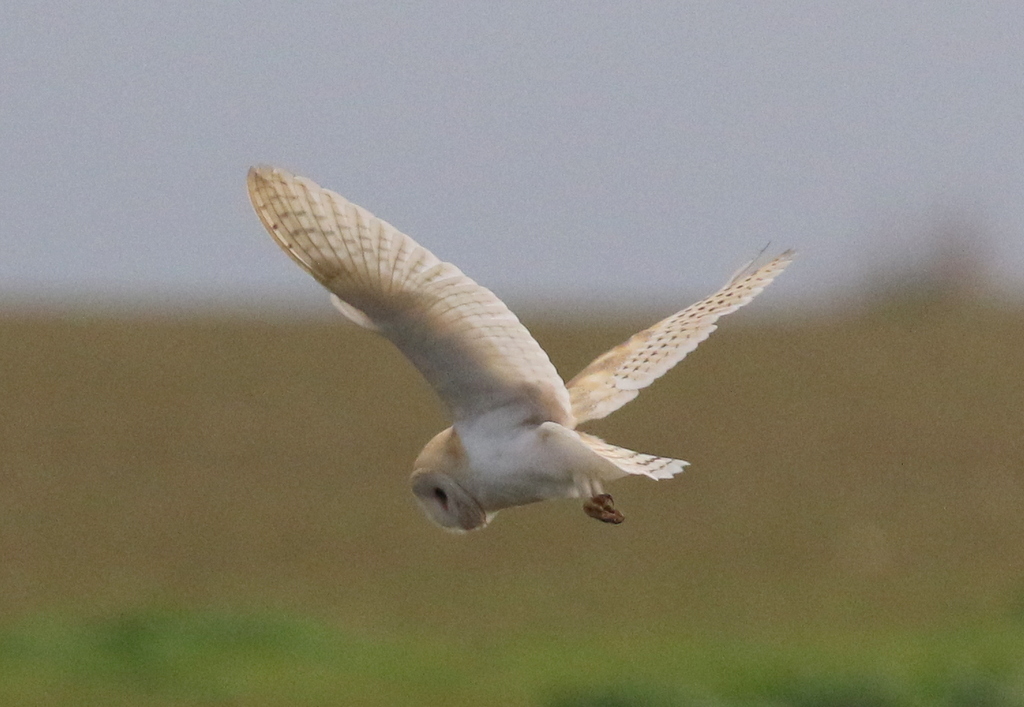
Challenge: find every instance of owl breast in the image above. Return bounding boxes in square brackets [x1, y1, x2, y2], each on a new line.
[455, 412, 579, 512]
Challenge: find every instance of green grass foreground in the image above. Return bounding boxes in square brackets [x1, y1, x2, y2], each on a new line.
[1, 608, 1023, 706]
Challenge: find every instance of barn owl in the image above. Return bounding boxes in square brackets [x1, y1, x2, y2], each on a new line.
[247, 167, 792, 532]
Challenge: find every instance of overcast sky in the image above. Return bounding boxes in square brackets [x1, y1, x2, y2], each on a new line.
[2, 2, 1022, 313]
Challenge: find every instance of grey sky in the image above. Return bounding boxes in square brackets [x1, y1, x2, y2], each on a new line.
[2, 2, 1022, 312]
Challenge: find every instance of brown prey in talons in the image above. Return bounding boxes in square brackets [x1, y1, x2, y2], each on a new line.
[583, 493, 625, 524]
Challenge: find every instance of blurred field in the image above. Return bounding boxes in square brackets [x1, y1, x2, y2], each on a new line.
[1, 294, 1023, 705]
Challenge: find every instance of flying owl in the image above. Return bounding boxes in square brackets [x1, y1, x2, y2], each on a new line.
[248, 167, 793, 532]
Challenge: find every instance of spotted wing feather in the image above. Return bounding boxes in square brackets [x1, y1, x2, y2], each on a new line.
[567, 251, 794, 424]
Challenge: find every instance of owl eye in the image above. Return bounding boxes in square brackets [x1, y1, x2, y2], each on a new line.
[411, 471, 488, 531]
[433, 487, 449, 509]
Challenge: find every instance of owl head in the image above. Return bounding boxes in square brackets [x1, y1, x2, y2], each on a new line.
[411, 470, 490, 532]
[410, 428, 491, 532]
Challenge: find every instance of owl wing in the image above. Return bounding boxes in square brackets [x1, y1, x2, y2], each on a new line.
[248, 167, 573, 426]
[567, 250, 794, 424]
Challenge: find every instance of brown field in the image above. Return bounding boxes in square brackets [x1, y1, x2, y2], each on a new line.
[1, 294, 1023, 644]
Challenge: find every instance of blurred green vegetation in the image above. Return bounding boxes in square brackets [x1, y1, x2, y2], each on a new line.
[1, 293, 1022, 704]
[1, 608, 1022, 705]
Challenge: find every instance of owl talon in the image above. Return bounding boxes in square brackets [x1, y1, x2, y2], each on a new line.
[583, 493, 624, 524]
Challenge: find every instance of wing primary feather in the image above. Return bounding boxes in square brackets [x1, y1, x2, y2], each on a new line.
[248, 166, 573, 426]
[567, 250, 794, 424]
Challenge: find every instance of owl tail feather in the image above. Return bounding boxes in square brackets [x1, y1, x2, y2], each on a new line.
[576, 432, 688, 480]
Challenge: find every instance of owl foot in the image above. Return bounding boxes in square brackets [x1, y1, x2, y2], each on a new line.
[583, 494, 624, 524]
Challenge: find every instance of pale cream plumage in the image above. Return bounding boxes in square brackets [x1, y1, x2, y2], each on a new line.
[248, 166, 792, 531]
[247, 168, 571, 427]
[567, 251, 795, 424]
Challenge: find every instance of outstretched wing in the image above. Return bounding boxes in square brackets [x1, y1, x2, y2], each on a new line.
[567, 251, 794, 424]
[248, 167, 572, 426]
